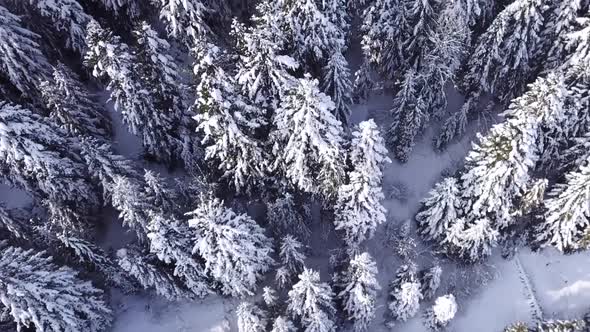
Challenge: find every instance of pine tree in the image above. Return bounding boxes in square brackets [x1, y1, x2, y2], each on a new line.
[237, 302, 268, 332]
[187, 197, 274, 296]
[322, 50, 353, 126]
[0, 102, 98, 216]
[419, 265, 442, 300]
[359, 0, 408, 81]
[271, 316, 297, 332]
[117, 247, 192, 301]
[338, 253, 380, 332]
[147, 213, 210, 297]
[134, 22, 200, 172]
[423, 294, 457, 331]
[0, 245, 112, 332]
[388, 264, 422, 322]
[460, 74, 566, 228]
[536, 158, 590, 252]
[28, 0, 93, 52]
[416, 177, 461, 242]
[267, 193, 310, 240]
[387, 69, 428, 162]
[40, 64, 111, 139]
[288, 268, 336, 331]
[279, 235, 307, 277]
[235, 1, 298, 108]
[272, 75, 345, 199]
[461, 0, 548, 115]
[193, 43, 268, 192]
[281, 0, 343, 68]
[544, 0, 585, 70]
[157, 0, 210, 45]
[335, 119, 390, 246]
[0, 4, 51, 96]
[84, 21, 183, 164]
[262, 287, 278, 307]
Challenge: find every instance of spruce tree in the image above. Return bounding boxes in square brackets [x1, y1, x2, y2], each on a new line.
[0, 102, 98, 218]
[0, 4, 51, 96]
[416, 177, 461, 243]
[279, 235, 307, 277]
[271, 75, 345, 199]
[157, 0, 211, 45]
[271, 316, 297, 332]
[288, 268, 336, 332]
[193, 43, 268, 192]
[338, 253, 380, 332]
[28, 0, 93, 52]
[40, 64, 111, 139]
[388, 264, 422, 322]
[335, 119, 390, 246]
[187, 197, 274, 296]
[235, 1, 298, 108]
[423, 294, 457, 331]
[237, 302, 268, 332]
[117, 247, 192, 301]
[322, 50, 353, 126]
[419, 265, 442, 300]
[84, 21, 185, 165]
[0, 245, 112, 332]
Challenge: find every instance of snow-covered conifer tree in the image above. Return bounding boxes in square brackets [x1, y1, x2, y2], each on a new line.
[237, 302, 268, 332]
[271, 316, 297, 332]
[272, 76, 345, 199]
[424, 294, 457, 331]
[85, 21, 182, 164]
[147, 213, 210, 297]
[0, 102, 98, 215]
[117, 247, 191, 301]
[322, 50, 353, 126]
[0, 246, 112, 332]
[28, 0, 92, 52]
[0, 5, 51, 96]
[387, 70, 428, 162]
[389, 264, 422, 322]
[416, 177, 461, 242]
[335, 119, 390, 246]
[235, 1, 298, 108]
[279, 235, 307, 277]
[359, 0, 408, 81]
[281, 0, 343, 67]
[338, 252, 380, 331]
[263, 287, 278, 307]
[536, 158, 590, 252]
[288, 268, 336, 332]
[40, 64, 111, 139]
[193, 43, 268, 192]
[157, 0, 210, 45]
[544, 0, 585, 70]
[460, 0, 548, 115]
[455, 218, 499, 262]
[187, 197, 274, 296]
[460, 74, 566, 228]
[267, 193, 310, 240]
[419, 266, 442, 300]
